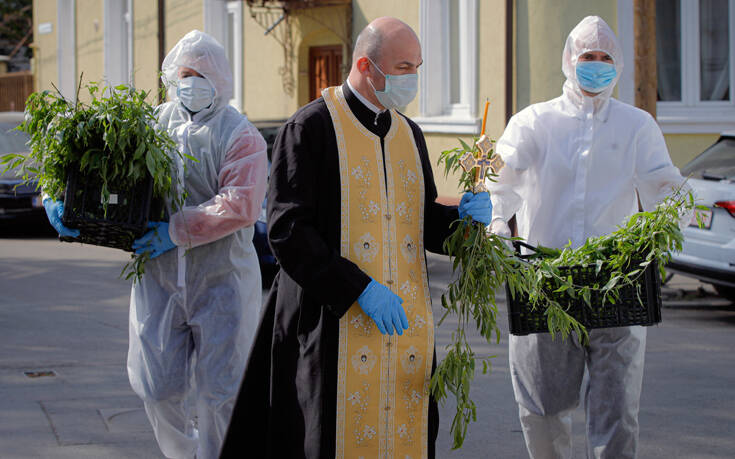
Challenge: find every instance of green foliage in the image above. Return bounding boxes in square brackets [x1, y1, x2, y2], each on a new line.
[1, 80, 185, 280]
[432, 139, 695, 449]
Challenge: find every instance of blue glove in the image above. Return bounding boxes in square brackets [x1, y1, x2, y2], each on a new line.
[132, 221, 176, 259]
[357, 279, 409, 336]
[43, 198, 80, 238]
[458, 191, 492, 225]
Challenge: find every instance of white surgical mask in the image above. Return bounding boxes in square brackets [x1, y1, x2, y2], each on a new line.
[177, 76, 214, 113]
[367, 58, 418, 110]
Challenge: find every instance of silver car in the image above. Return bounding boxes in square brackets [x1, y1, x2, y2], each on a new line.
[669, 132, 735, 302]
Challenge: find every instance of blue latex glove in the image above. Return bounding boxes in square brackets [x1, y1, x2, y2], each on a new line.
[458, 191, 492, 225]
[132, 221, 176, 259]
[42, 198, 80, 238]
[357, 279, 409, 336]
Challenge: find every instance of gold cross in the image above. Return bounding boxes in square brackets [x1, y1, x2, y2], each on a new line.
[459, 134, 504, 193]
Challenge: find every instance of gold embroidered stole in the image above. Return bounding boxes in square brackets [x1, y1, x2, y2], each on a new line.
[323, 86, 434, 459]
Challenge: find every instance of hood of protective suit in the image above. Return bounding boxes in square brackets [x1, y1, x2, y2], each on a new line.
[161, 30, 233, 115]
[561, 16, 623, 110]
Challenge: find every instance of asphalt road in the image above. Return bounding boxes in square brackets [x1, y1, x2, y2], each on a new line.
[1, 233, 733, 458]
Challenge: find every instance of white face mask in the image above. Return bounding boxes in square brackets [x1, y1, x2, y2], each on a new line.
[177, 76, 214, 113]
[367, 58, 418, 110]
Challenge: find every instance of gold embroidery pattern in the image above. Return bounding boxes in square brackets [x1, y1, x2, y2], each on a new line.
[351, 345, 378, 375]
[348, 382, 374, 447]
[397, 160, 418, 224]
[325, 86, 432, 459]
[354, 157, 379, 223]
[349, 311, 374, 337]
[400, 234, 418, 264]
[399, 346, 423, 375]
[353, 233, 379, 263]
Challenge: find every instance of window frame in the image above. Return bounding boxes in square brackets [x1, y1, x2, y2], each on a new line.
[204, 0, 243, 111]
[658, 0, 735, 133]
[415, 0, 479, 134]
[103, 0, 133, 87]
[619, 0, 735, 133]
[57, 0, 77, 102]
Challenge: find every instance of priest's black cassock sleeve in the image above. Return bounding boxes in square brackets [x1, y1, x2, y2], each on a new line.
[220, 84, 458, 459]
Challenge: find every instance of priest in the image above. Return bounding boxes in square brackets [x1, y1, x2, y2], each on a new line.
[220, 16, 492, 459]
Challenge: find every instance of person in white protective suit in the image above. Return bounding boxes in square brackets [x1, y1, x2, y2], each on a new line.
[487, 16, 690, 459]
[126, 30, 267, 459]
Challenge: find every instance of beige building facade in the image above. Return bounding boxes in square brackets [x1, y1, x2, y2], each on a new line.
[31, 0, 735, 198]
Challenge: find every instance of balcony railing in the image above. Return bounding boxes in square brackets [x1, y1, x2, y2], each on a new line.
[245, 0, 351, 10]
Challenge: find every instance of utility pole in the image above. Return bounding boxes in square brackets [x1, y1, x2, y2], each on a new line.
[634, 0, 657, 117]
[157, 0, 165, 104]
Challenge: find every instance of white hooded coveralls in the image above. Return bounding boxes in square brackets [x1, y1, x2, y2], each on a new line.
[126, 30, 267, 459]
[488, 16, 688, 459]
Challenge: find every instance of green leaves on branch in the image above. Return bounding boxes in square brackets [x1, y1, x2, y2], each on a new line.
[5, 79, 186, 280]
[433, 138, 514, 449]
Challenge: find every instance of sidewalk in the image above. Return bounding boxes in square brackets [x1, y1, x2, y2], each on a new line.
[0, 238, 729, 458]
[0, 239, 161, 459]
[660, 272, 731, 307]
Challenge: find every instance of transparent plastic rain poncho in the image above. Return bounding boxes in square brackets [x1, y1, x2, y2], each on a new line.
[127, 30, 267, 459]
[487, 16, 689, 459]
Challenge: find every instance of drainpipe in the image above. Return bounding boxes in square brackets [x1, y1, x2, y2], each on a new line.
[505, 0, 514, 124]
[505, 0, 518, 236]
[157, 0, 165, 103]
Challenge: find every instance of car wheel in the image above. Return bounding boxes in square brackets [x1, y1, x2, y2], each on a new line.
[713, 284, 735, 303]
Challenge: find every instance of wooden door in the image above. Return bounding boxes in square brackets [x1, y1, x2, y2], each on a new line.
[309, 45, 343, 101]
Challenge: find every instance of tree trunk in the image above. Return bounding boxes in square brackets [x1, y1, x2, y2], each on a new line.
[634, 0, 657, 117]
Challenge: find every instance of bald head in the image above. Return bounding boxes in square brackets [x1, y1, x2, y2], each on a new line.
[348, 17, 422, 109]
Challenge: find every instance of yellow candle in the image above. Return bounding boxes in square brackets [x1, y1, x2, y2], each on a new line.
[480, 99, 490, 136]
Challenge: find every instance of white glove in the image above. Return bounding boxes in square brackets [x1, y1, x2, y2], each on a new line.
[489, 219, 513, 250]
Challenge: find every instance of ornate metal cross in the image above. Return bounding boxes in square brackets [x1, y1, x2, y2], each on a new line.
[459, 134, 504, 193]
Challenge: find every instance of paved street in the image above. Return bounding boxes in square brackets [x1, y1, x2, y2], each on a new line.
[1, 235, 734, 458]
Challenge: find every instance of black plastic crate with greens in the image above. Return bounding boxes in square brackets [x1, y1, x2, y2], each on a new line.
[506, 241, 662, 336]
[59, 169, 166, 251]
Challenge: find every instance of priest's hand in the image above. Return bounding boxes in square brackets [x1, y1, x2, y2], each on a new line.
[357, 279, 409, 336]
[459, 191, 492, 225]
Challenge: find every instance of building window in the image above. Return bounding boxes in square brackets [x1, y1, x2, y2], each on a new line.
[655, 0, 735, 133]
[416, 0, 478, 134]
[205, 0, 243, 110]
[104, 0, 133, 86]
[57, 0, 76, 101]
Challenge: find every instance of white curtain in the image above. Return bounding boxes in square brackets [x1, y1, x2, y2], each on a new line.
[700, 0, 730, 101]
[656, 0, 682, 101]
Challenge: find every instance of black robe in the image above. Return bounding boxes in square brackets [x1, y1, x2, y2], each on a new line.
[221, 84, 458, 459]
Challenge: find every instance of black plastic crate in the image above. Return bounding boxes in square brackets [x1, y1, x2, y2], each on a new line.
[59, 169, 159, 251]
[506, 243, 662, 335]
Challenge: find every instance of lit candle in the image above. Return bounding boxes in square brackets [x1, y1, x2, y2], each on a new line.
[480, 99, 490, 136]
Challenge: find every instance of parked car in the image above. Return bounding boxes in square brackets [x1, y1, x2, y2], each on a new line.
[668, 132, 735, 302]
[0, 111, 49, 231]
[252, 119, 284, 287]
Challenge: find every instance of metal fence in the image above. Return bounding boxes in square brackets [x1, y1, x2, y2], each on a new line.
[0, 72, 33, 112]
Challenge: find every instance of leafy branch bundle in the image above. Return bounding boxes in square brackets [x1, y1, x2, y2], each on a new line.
[1, 81, 187, 279]
[430, 138, 695, 449]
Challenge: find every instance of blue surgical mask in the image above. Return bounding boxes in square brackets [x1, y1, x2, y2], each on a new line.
[575, 61, 617, 93]
[367, 58, 418, 110]
[177, 76, 214, 113]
